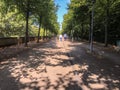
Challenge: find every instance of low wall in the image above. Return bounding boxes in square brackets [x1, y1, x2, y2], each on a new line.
[0, 36, 51, 47]
[0, 37, 18, 47]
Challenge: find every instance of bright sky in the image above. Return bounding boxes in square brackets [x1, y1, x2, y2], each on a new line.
[54, 0, 70, 26]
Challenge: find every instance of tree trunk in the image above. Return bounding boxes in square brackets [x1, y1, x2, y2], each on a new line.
[89, 11, 92, 43]
[72, 29, 74, 42]
[45, 29, 47, 39]
[46, 29, 48, 37]
[81, 23, 84, 40]
[90, 1, 95, 52]
[25, 0, 29, 47]
[43, 28, 45, 40]
[37, 23, 41, 43]
[37, 16, 42, 43]
[104, 0, 110, 47]
[105, 19, 108, 47]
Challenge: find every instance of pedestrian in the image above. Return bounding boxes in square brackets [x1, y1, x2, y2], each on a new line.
[64, 33, 67, 41]
[59, 34, 62, 41]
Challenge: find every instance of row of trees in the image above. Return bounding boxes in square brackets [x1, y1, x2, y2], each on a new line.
[0, 0, 60, 46]
[62, 0, 120, 46]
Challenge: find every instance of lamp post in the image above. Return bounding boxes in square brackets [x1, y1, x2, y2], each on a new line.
[90, 0, 95, 52]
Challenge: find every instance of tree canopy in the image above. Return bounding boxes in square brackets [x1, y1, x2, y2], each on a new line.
[0, 0, 59, 45]
[62, 0, 120, 46]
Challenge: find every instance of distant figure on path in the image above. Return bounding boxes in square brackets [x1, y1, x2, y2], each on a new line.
[64, 33, 67, 41]
[59, 34, 62, 41]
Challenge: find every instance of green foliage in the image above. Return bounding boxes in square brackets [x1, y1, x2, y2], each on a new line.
[62, 0, 120, 45]
[0, 0, 59, 38]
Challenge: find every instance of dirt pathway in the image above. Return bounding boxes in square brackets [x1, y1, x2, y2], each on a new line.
[0, 39, 120, 90]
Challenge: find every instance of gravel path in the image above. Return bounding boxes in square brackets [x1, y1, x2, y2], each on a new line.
[0, 39, 120, 90]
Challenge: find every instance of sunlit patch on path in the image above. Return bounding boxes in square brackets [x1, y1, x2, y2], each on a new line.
[0, 39, 120, 90]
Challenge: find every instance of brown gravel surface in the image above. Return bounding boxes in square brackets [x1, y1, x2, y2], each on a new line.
[0, 38, 120, 90]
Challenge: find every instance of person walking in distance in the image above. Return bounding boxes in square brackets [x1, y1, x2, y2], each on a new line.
[64, 33, 67, 41]
[59, 34, 62, 41]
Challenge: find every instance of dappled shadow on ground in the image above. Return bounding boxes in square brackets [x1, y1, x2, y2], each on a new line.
[68, 42, 120, 90]
[0, 40, 82, 90]
[0, 40, 51, 61]
[0, 40, 120, 90]
[0, 66, 82, 90]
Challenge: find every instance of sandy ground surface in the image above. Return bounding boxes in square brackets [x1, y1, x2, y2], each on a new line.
[0, 38, 120, 90]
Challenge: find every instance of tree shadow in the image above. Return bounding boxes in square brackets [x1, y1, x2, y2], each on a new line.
[0, 63, 83, 90]
[0, 40, 82, 90]
[68, 42, 120, 90]
[0, 40, 120, 90]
